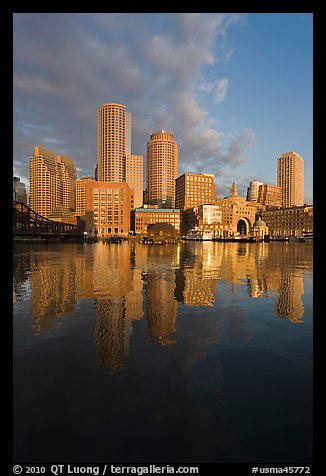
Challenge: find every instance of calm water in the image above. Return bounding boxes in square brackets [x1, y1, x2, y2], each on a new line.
[13, 241, 313, 464]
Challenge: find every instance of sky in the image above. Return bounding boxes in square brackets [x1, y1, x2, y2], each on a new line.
[13, 12, 313, 203]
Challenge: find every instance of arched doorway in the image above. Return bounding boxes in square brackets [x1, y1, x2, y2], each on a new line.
[237, 218, 249, 236]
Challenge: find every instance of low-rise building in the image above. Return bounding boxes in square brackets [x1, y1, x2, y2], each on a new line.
[262, 205, 313, 238]
[131, 206, 181, 234]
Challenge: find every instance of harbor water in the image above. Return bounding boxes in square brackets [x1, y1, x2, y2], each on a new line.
[13, 240, 313, 463]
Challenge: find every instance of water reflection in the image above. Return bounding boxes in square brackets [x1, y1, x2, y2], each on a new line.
[13, 241, 312, 369]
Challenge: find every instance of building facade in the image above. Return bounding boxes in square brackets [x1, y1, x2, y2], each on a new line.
[257, 183, 282, 209]
[262, 205, 313, 238]
[247, 180, 264, 202]
[29, 146, 76, 218]
[97, 103, 127, 182]
[147, 130, 178, 208]
[184, 205, 222, 236]
[125, 154, 144, 209]
[175, 173, 217, 210]
[82, 181, 133, 236]
[277, 151, 304, 208]
[13, 176, 27, 205]
[75, 176, 96, 216]
[131, 207, 181, 234]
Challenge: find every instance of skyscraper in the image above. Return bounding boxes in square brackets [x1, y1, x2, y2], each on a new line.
[147, 130, 178, 208]
[97, 103, 127, 182]
[277, 151, 304, 207]
[29, 146, 76, 218]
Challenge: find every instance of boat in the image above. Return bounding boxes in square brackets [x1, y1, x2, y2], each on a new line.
[183, 228, 213, 241]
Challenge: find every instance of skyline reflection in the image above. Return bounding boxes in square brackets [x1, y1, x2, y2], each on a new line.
[13, 241, 312, 369]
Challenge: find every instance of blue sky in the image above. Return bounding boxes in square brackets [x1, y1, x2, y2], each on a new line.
[13, 13, 313, 203]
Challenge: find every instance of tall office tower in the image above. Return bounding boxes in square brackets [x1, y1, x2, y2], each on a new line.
[176, 173, 217, 210]
[13, 176, 27, 205]
[30, 146, 76, 218]
[147, 130, 178, 208]
[247, 180, 264, 202]
[125, 154, 143, 209]
[277, 151, 304, 208]
[97, 103, 127, 182]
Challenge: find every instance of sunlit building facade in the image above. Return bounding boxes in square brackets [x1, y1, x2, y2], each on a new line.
[176, 172, 217, 210]
[75, 176, 96, 216]
[257, 183, 282, 209]
[262, 205, 313, 238]
[97, 103, 127, 182]
[277, 151, 304, 208]
[83, 181, 133, 236]
[247, 180, 264, 202]
[125, 154, 143, 209]
[147, 130, 178, 208]
[131, 207, 181, 234]
[29, 146, 76, 218]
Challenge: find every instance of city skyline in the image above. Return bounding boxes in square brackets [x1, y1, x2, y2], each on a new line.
[13, 13, 313, 203]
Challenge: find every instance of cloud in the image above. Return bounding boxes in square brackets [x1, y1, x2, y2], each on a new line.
[213, 78, 229, 103]
[198, 78, 229, 104]
[13, 13, 249, 193]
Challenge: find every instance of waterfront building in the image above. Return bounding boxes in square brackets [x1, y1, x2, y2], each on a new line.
[29, 146, 76, 218]
[262, 205, 313, 239]
[147, 130, 178, 208]
[247, 180, 264, 202]
[257, 183, 282, 209]
[252, 217, 269, 239]
[184, 204, 222, 236]
[185, 182, 261, 238]
[76, 176, 96, 217]
[83, 181, 133, 236]
[13, 176, 27, 205]
[216, 182, 261, 237]
[175, 173, 218, 210]
[97, 103, 127, 182]
[125, 154, 144, 209]
[131, 206, 181, 234]
[147, 222, 179, 243]
[277, 151, 304, 208]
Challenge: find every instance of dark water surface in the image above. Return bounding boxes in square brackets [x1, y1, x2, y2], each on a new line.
[13, 241, 313, 463]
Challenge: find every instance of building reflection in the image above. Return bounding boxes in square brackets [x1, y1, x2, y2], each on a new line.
[276, 275, 304, 323]
[92, 242, 143, 370]
[144, 244, 179, 345]
[174, 241, 311, 323]
[13, 241, 312, 369]
[29, 250, 77, 334]
[175, 242, 219, 306]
